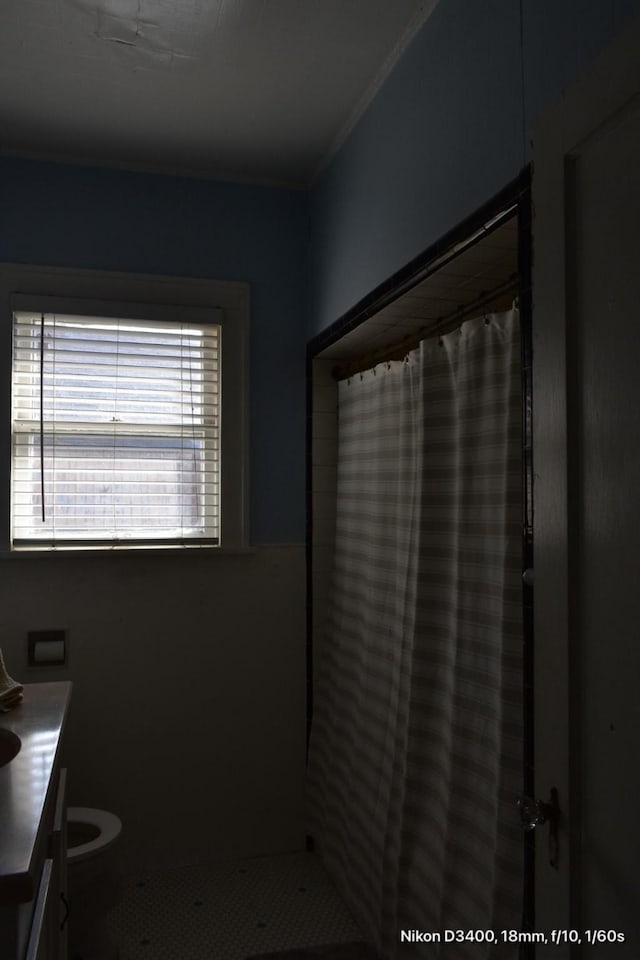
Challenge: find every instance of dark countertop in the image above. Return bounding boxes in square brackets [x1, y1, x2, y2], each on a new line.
[0, 681, 72, 902]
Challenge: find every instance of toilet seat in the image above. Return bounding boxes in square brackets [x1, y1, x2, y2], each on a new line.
[67, 807, 122, 863]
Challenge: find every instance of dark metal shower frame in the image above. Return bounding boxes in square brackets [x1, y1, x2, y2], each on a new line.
[305, 167, 534, 948]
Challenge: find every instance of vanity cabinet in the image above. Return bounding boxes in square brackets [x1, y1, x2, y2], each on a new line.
[0, 683, 72, 960]
[50, 768, 69, 960]
[24, 767, 68, 960]
[25, 860, 54, 960]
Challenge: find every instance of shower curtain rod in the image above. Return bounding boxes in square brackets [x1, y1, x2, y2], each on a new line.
[332, 275, 519, 381]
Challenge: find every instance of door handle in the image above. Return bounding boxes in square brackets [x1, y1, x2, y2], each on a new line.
[517, 787, 559, 869]
[60, 891, 70, 931]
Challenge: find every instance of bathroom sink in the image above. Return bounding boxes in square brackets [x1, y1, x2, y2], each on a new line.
[0, 728, 21, 767]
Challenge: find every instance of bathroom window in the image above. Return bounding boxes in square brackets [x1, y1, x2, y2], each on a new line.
[12, 309, 220, 548]
[3, 272, 249, 554]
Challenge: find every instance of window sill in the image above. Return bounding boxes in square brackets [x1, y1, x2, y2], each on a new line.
[0, 545, 255, 560]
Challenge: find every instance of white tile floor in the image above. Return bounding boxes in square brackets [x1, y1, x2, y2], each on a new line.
[106, 851, 363, 960]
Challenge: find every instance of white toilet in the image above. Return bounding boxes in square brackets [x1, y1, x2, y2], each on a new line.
[67, 807, 123, 960]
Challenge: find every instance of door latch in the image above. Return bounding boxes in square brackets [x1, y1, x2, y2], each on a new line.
[517, 787, 559, 869]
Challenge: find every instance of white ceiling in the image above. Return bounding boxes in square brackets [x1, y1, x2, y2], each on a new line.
[0, 0, 438, 187]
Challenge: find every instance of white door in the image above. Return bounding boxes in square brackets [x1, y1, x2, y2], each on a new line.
[532, 18, 640, 959]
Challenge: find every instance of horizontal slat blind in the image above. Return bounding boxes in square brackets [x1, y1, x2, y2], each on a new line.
[11, 311, 220, 547]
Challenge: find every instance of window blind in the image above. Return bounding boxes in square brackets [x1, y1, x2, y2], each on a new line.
[11, 311, 220, 548]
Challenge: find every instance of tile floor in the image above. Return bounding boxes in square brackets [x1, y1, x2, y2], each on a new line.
[106, 851, 363, 960]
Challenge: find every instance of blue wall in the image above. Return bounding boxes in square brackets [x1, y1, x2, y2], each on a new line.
[308, 0, 640, 338]
[0, 158, 308, 544]
[3, 0, 640, 542]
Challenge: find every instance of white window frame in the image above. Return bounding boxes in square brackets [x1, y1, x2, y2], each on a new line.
[0, 264, 249, 555]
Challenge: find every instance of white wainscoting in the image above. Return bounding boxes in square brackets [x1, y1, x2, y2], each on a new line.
[0, 544, 307, 874]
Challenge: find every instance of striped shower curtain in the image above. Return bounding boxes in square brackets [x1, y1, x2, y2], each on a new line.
[307, 307, 523, 959]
